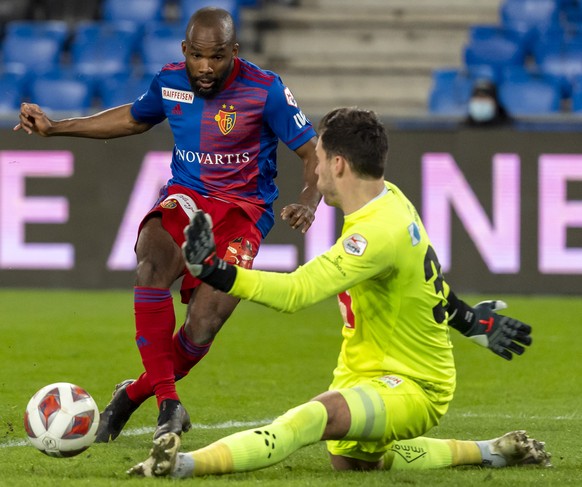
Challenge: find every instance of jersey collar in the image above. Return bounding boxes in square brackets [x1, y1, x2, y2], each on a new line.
[222, 57, 241, 91]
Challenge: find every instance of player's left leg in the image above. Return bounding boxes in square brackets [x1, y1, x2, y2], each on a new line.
[383, 431, 551, 470]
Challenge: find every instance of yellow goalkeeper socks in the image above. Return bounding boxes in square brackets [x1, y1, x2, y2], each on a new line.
[181, 401, 328, 476]
[383, 438, 481, 470]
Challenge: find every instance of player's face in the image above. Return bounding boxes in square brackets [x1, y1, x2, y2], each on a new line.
[182, 26, 238, 99]
[315, 138, 339, 207]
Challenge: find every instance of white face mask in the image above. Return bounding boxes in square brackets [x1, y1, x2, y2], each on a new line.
[468, 99, 496, 122]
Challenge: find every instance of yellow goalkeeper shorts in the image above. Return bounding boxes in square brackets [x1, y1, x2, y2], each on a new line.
[326, 374, 450, 462]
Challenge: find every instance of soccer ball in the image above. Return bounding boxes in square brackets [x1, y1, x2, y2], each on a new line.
[24, 382, 100, 458]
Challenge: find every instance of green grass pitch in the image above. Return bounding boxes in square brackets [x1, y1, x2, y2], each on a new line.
[0, 290, 581, 486]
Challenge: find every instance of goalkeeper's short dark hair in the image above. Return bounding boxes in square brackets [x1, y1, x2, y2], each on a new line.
[318, 107, 388, 179]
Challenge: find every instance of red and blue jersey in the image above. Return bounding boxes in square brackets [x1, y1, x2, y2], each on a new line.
[130, 57, 317, 237]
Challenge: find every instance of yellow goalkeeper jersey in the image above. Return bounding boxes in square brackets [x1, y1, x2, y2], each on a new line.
[230, 181, 456, 401]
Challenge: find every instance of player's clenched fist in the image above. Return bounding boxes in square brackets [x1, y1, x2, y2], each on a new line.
[13, 103, 52, 136]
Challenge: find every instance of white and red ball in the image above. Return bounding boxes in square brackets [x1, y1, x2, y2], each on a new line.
[24, 382, 100, 457]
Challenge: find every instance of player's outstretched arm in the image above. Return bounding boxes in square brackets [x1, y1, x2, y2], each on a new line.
[14, 103, 152, 139]
[281, 137, 322, 234]
[447, 291, 532, 360]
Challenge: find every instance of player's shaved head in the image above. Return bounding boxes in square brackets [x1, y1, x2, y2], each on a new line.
[185, 7, 237, 45]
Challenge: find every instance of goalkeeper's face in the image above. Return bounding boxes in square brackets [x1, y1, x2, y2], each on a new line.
[182, 26, 238, 99]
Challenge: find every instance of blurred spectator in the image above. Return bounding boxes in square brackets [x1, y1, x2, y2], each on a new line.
[464, 79, 512, 127]
[0, 0, 33, 35]
[31, 0, 101, 23]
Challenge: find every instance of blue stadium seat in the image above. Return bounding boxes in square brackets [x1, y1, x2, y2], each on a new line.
[0, 71, 25, 113]
[464, 35, 527, 70]
[5, 20, 69, 44]
[71, 21, 139, 81]
[1, 21, 69, 76]
[500, 0, 561, 51]
[141, 23, 185, 75]
[428, 72, 473, 116]
[539, 51, 582, 97]
[30, 74, 93, 115]
[498, 77, 562, 115]
[102, 0, 165, 26]
[179, 0, 240, 27]
[2, 36, 61, 76]
[99, 74, 152, 108]
[570, 76, 582, 112]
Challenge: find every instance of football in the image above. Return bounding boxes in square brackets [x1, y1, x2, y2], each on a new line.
[24, 382, 100, 458]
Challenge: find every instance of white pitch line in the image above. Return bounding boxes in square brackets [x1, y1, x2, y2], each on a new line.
[0, 419, 272, 449]
[2, 413, 579, 449]
[452, 411, 580, 421]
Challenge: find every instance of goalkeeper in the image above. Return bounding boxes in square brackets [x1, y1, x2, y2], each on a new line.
[130, 107, 548, 478]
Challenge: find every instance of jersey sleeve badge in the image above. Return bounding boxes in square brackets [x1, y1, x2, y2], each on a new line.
[342, 233, 368, 256]
[283, 86, 298, 107]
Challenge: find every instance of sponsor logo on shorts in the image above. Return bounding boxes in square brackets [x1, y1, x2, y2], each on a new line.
[389, 443, 427, 463]
[224, 237, 254, 268]
[343, 234, 367, 256]
[162, 88, 194, 103]
[378, 375, 404, 388]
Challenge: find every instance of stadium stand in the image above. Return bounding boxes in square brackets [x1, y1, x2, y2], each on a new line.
[99, 73, 152, 109]
[71, 21, 140, 81]
[500, 0, 561, 53]
[0, 0, 33, 36]
[0, 69, 25, 113]
[1, 20, 68, 77]
[141, 22, 185, 76]
[31, 0, 101, 25]
[427, 0, 582, 116]
[428, 70, 474, 116]
[179, 0, 240, 27]
[29, 72, 93, 115]
[6, 0, 582, 118]
[498, 76, 562, 115]
[102, 0, 165, 27]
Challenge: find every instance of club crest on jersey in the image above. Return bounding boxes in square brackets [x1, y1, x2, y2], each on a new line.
[343, 233, 367, 256]
[214, 104, 236, 135]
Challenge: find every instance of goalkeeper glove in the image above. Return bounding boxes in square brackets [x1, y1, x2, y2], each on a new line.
[181, 210, 236, 292]
[463, 300, 532, 361]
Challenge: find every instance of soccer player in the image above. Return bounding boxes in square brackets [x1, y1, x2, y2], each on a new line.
[13, 7, 320, 440]
[128, 107, 549, 478]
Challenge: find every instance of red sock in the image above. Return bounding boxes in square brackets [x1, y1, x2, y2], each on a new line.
[133, 287, 179, 407]
[126, 325, 213, 403]
[173, 325, 213, 379]
[125, 372, 152, 405]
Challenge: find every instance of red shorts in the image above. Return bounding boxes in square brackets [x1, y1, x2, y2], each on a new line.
[139, 184, 262, 304]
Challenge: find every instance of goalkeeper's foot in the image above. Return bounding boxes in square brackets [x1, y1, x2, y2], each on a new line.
[480, 430, 552, 467]
[95, 379, 139, 443]
[127, 432, 181, 477]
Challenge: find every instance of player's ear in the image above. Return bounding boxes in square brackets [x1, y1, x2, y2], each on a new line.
[232, 42, 239, 57]
[181, 40, 187, 57]
[334, 155, 347, 177]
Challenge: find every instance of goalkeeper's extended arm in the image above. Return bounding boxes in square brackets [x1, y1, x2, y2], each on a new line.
[446, 290, 532, 360]
[181, 210, 237, 292]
